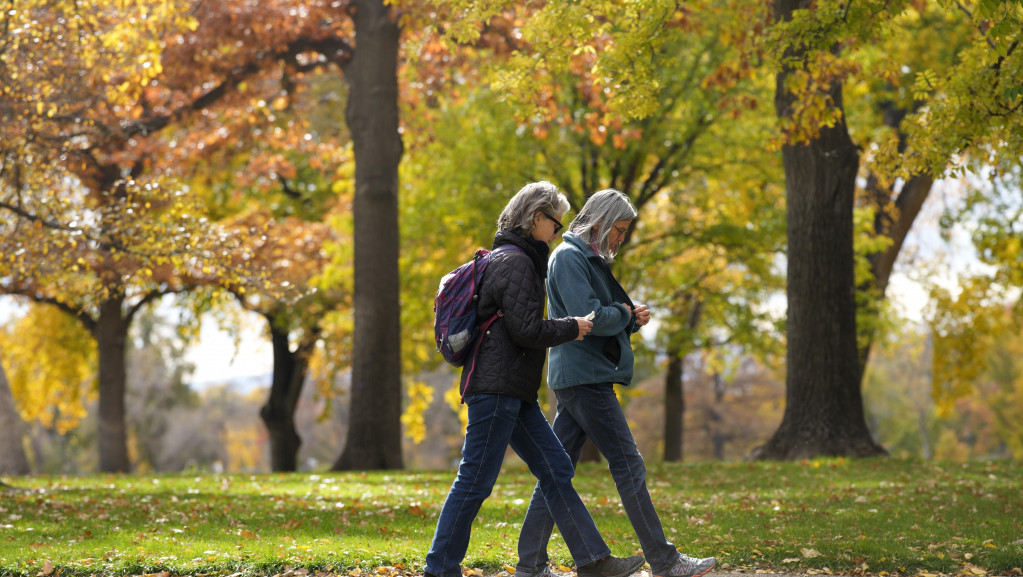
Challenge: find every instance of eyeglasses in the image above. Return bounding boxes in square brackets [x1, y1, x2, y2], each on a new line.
[541, 212, 564, 234]
[611, 224, 629, 238]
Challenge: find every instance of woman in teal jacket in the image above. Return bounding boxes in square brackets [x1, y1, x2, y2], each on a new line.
[514, 189, 717, 577]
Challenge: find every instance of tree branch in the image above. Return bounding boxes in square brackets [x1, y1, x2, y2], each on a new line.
[123, 36, 354, 139]
[955, 1, 998, 50]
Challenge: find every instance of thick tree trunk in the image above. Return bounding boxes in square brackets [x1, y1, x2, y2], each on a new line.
[662, 351, 684, 462]
[0, 359, 31, 475]
[260, 322, 312, 472]
[97, 298, 132, 472]
[333, 0, 403, 471]
[752, 0, 886, 460]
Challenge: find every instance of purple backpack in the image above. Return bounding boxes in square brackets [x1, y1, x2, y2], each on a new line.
[434, 245, 520, 374]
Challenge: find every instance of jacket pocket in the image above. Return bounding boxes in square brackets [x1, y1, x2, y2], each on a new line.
[602, 336, 621, 364]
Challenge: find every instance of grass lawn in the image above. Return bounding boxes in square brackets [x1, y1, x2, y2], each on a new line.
[1, 459, 1020, 577]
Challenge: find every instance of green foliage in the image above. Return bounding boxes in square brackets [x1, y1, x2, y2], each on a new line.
[422, 0, 686, 121]
[1, 460, 1022, 576]
[853, 205, 897, 352]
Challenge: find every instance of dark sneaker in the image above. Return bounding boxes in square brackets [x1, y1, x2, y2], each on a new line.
[654, 553, 716, 577]
[577, 555, 645, 577]
[516, 566, 554, 577]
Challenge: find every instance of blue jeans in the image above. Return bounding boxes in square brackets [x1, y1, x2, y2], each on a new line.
[516, 384, 678, 575]
[425, 394, 611, 577]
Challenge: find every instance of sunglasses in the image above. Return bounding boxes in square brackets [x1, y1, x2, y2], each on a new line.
[541, 212, 564, 234]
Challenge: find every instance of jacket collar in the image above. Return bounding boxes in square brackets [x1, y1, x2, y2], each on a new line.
[493, 230, 551, 278]
[562, 231, 604, 261]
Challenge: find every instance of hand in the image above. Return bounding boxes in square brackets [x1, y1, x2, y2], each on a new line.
[633, 303, 651, 326]
[574, 317, 593, 340]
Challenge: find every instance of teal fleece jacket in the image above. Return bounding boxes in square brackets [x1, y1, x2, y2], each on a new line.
[546, 232, 640, 389]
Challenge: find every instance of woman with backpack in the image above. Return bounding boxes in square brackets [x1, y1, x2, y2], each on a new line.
[424, 181, 646, 577]
[513, 189, 717, 577]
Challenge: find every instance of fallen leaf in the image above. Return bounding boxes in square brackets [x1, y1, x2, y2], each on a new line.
[961, 564, 987, 576]
[782, 558, 800, 564]
[40, 560, 53, 576]
[802, 548, 821, 558]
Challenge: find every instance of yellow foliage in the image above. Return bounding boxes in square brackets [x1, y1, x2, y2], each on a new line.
[0, 304, 96, 433]
[929, 277, 1011, 416]
[443, 380, 469, 433]
[400, 380, 435, 444]
[223, 423, 264, 472]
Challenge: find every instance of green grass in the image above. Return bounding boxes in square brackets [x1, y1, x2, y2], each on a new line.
[1, 459, 1021, 577]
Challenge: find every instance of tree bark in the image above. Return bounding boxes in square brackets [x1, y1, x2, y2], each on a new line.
[662, 350, 684, 462]
[752, 0, 886, 460]
[96, 298, 132, 472]
[260, 320, 314, 472]
[333, 0, 404, 471]
[0, 358, 31, 475]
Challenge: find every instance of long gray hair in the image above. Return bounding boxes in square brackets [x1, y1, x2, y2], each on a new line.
[569, 188, 638, 262]
[497, 181, 570, 236]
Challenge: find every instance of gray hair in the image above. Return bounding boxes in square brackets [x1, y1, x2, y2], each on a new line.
[568, 188, 638, 262]
[497, 181, 571, 236]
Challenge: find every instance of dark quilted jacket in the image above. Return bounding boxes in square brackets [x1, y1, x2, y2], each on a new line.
[459, 230, 579, 403]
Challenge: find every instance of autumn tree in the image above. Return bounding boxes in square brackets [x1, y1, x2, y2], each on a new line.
[228, 211, 342, 472]
[749, 0, 887, 459]
[752, 0, 1022, 459]
[3, 0, 413, 471]
[177, 71, 354, 472]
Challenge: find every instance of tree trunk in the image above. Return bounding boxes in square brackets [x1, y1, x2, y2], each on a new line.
[752, 0, 886, 460]
[97, 298, 132, 472]
[662, 350, 684, 462]
[333, 0, 404, 471]
[663, 298, 702, 462]
[260, 321, 313, 472]
[709, 372, 733, 460]
[0, 358, 31, 475]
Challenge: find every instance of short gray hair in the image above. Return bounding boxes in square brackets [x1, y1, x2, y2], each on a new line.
[568, 188, 638, 262]
[497, 181, 571, 236]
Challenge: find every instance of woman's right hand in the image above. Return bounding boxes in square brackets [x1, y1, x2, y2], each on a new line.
[574, 317, 593, 340]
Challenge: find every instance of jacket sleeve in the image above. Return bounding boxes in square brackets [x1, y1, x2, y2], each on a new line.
[547, 248, 631, 337]
[490, 253, 578, 349]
